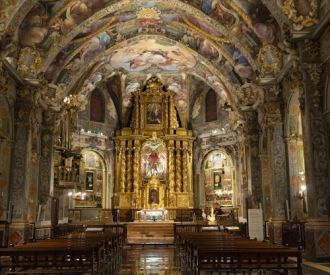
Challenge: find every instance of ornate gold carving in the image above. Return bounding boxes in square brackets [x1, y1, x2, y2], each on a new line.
[257, 45, 282, 76]
[175, 141, 182, 192]
[182, 141, 188, 192]
[136, 7, 161, 20]
[17, 47, 42, 77]
[278, 0, 318, 30]
[126, 140, 132, 192]
[120, 141, 126, 193]
[236, 83, 261, 108]
[145, 77, 164, 93]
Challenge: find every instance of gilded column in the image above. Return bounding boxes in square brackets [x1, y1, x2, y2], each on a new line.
[168, 140, 175, 193]
[133, 140, 141, 206]
[164, 95, 169, 133]
[120, 140, 126, 193]
[133, 95, 140, 134]
[126, 140, 132, 192]
[182, 140, 188, 192]
[188, 141, 193, 192]
[175, 141, 182, 192]
[169, 94, 177, 132]
[115, 142, 121, 192]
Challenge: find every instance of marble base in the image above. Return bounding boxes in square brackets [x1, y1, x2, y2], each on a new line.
[304, 219, 330, 261]
[0, 222, 8, 247]
[268, 219, 286, 244]
[126, 222, 174, 244]
[8, 222, 31, 245]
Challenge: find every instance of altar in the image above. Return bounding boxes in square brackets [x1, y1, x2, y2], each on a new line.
[136, 208, 168, 221]
[113, 77, 194, 210]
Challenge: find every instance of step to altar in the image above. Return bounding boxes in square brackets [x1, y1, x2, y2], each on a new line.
[126, 222, 174, 244]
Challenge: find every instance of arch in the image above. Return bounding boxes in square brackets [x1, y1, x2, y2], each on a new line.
[205, 89, 218, 122]
[90, 89, 105, 123]
[61, 35, 240, 113]
[78, 149, 107, 208]
[200, 149, 236, 211]
[33, 0, 257, 73]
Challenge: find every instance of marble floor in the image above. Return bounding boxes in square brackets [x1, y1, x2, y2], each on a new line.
[117, 246, 271, 275]
[117, 245, 182, 275]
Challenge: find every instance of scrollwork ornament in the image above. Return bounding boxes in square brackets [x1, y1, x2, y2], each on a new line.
[277, 0, 318, 30]
[257, 45, 282, 76]
[236, 83, 262, 109]
[17, 47, 42, 77]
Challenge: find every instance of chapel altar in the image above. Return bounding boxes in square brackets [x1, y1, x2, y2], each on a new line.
[113, 77, 194, 210]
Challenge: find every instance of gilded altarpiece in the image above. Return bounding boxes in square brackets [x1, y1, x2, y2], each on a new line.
[113, 78, 194, 209]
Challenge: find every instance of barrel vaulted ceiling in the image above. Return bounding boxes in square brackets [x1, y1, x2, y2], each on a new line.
[0, 0, 321, 126]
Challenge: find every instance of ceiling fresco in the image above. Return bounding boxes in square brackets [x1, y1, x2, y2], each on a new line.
[0, 0, 321, 129]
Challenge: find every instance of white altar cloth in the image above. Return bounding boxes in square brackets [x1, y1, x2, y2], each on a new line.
[136, 209, 168, 221]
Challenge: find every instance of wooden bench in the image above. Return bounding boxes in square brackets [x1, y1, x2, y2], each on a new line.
[176, 231, 302, 275]
[0, 225, 125, 275]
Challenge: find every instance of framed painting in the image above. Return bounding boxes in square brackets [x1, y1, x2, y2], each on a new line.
[85, 171, 94, 191]
[213, 171, 222, 190]
[146, 103, 162, 124]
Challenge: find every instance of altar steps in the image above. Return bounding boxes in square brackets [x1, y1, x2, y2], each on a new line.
[126, 222, 174, 244]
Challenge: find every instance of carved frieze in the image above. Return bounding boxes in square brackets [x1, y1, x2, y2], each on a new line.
[277, 0, 318, 30]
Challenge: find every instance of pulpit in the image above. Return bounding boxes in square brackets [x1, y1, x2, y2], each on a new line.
[113, 77, 194, 210]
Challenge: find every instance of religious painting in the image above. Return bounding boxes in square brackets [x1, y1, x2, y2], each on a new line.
[85, 171, 94, 191]
[146, 103, 162, 124]
[149, 189, 159, 204]
[213, 171, 222, 190]
[141, 140, 167, 180]
[109, 38, 196, 72]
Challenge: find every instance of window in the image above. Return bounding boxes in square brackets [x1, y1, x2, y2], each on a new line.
[205, 89, 217, 122]
[90, 90, 105, 123]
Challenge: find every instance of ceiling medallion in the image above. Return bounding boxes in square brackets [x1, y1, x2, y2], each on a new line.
[136, 7, 161, 20]
[257, 45, 282, 76]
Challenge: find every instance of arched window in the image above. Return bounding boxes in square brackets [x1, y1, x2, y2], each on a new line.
[90, 89, 105, 123]
[205, 89, 217, 122]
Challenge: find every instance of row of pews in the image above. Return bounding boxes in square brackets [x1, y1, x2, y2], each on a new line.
[175, 224, 302, 275]
[0, 225, 124, 275]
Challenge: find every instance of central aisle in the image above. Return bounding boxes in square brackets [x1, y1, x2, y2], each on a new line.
[118, 246, 182, 275]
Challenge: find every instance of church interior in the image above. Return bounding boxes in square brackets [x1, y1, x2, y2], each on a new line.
[0, 0, 329, 274]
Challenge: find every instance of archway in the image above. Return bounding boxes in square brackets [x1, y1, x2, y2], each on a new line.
[201, 150, 236, 218]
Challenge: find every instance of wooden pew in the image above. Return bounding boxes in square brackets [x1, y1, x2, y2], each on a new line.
[176, 231, 302, 275]
[0, 225, 125, 275]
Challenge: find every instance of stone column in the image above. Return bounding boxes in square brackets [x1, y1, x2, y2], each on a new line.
[263, 101, 289, 244]
[37, 111, 56, 224]
[259, 153, 271, 221]
[300, 62, 330, 260]
[8, 91, 36, 243]
[245, 112, 263, 207]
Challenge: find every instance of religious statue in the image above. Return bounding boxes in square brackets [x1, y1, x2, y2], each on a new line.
[149, 188, 159, 204]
